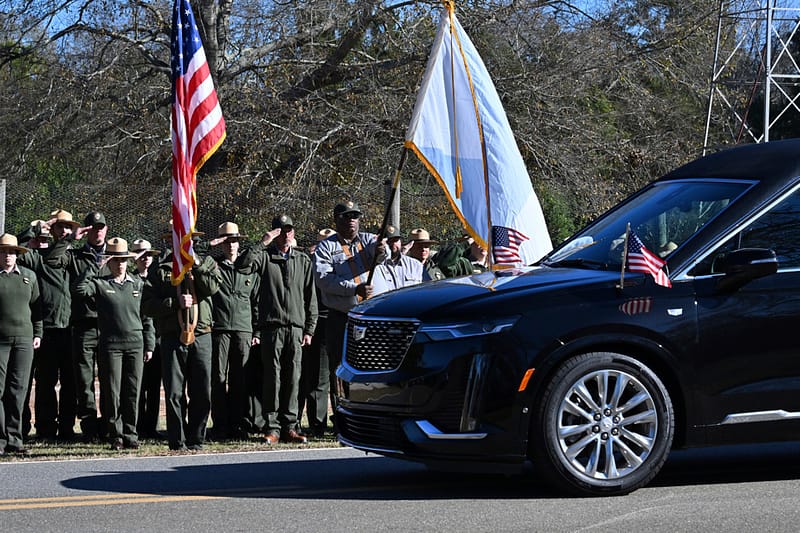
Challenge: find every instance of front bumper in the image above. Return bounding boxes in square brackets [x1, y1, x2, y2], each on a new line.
[335, 330, 531, 469]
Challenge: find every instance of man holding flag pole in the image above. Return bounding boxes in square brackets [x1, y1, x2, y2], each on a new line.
[142, 0, 224, 451]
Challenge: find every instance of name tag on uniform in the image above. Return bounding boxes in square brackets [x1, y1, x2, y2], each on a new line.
[22, 278, 30, 284]
[132, 290, 141, 297]
[105, 289, 116, 294]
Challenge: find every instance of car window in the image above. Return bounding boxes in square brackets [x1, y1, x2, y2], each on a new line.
[692, 188, 800, 275]
[545, 180, 752, 269]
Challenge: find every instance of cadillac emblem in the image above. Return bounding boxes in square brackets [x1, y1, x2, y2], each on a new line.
[352, 325, 367, 342]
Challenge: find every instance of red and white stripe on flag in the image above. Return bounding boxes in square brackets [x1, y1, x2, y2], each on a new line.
[626, 230, 672, 288]
[170, 0, 226, 285]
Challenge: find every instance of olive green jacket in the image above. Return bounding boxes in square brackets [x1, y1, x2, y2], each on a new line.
[141, 254, 221, 339]
[75, 272, 156, 351]
[17, 246, 72, 329]
[45, 237, 108, 324]
[0, 265, 43, 339]
[212, 256, 259, 333]
[244, 244, 317, 338]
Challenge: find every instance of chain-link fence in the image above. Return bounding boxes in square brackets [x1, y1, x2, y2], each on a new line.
[3, 156, 469, 253]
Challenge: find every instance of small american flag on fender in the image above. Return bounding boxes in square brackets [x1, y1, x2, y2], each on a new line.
[492, 225, 529, 265]
[626, 230, 671, 288]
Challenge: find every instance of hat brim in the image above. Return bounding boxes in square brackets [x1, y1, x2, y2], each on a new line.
[103, 252, 136, 259]
[411, 239, 438, 245]
[132, 249, 160, 257]
[217, 234, 247, 243]
[53, 220, 81, 229]
[0, 245, 29, 254]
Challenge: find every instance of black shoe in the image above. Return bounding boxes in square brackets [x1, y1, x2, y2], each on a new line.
[123, 440, 139, 450]
[169, 443, 188, 451]
[110, 439, 123, 451]
[187, 443, 203, 451]
[229, 428, 250, 440]
[6, 445, 29, 455]
[57, 431, 77, 442]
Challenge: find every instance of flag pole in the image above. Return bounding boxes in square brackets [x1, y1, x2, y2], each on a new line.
[618, 223, 630, 290]
[366, 147, 409, 287]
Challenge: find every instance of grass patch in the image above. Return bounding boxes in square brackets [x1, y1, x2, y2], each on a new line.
[1, 433, 342, 462]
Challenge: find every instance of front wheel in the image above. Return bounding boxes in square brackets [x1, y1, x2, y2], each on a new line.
[531, 352, 674, 496]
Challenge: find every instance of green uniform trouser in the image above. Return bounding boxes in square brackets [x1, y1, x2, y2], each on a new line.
[211, 331, 251, 437]
[262, 325, 303, 435]
[161, 333, 212, 449]
[137, 344, 161, 437]
[325, 310, 348, 427]
[72, 320, 100, 437]
[0, 337, 34, 449]
[299, 316, 329, 433]
[98, 339, 143, 445]
[32, 328, 77, 438]
[245, 344, 264, 432]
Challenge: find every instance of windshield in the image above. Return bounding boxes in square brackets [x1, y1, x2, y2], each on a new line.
[543, 180, 753, 269]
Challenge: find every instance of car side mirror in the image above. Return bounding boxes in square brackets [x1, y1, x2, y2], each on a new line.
[715, 248, 778, 292]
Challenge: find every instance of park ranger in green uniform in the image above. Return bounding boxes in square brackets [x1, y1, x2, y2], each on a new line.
[17, 210, 80, 441]
[244, 215, 317, 445]
[0, 233, 43, 454]
[142, 239, 221, 451]
[208, 222, 260, 440]
[75, 238, 155, 449]
[45, 210, 109, 440]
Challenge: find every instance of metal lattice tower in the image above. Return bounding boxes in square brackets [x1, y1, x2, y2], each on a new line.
[704, 0, 800, 153]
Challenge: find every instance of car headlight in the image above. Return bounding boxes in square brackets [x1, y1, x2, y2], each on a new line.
[417, 316, 519, 341]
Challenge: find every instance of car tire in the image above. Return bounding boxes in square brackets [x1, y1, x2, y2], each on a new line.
[531, 352, 674, 496]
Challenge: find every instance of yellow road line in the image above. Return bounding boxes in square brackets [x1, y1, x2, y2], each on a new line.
[0, 494, 219, 510]
[0, 482, 425, 511]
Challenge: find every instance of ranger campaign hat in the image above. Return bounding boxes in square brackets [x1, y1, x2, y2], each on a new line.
[408, 228, 438, 245]
[333, 201, 361, 218]
[317, 228, 335, 242]
[130, 239, 160, 257]
[216, 222, 247, 241]
[271, 214, 294, 230]
[30, 220, 52, 240]
[0, 233, 29, 254]
[84, 211, 107, 228]
[384, 225, 402, 240]
[50, 209, 81, 229]
[103, 237, 136, 259]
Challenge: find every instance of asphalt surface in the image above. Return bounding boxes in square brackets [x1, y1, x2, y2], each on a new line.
[1, 442, 800, 532]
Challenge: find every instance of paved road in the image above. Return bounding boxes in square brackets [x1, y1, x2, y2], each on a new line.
[2, 442, 800, 532]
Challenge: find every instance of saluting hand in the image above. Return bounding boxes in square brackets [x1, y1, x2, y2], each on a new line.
[261, 228, 281, 246]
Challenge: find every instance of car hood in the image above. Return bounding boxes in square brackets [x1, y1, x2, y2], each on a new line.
[352, 266, 620, 318]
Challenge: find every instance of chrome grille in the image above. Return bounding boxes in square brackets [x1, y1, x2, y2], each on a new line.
[345, 316, 419, 372]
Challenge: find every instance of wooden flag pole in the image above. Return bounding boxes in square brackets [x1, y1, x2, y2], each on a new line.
[366, 147, 409, 288]
[177, 271, 198, 345]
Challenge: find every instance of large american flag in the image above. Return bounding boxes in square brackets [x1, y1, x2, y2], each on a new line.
[492, 225, 529, 265]
[626, 230, 672, 288]
[170, 0, 226, 285]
